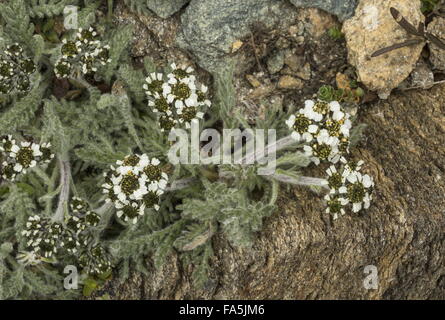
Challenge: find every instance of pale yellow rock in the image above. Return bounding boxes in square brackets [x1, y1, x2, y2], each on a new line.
[245, 74, 262, 88]
[231, 40, 243, 53]
[277, 75, 304, 89]
[342, 0, 424, 99]
[427, 17, 445, 71]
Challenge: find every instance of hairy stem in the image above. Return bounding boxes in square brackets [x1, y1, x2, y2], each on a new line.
[69, 76, 92, 89]
[270, 173, 328, 188]
[107, 0, 114, 24]
[52, 154, 71, 223]
[241, 134, 298, 165]
[205, 134, 298, 165]
[269, 180, 279, 206]
[166, 177, 196, 192]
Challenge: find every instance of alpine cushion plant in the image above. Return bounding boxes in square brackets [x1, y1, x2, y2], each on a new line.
[0, 0, 375, 299]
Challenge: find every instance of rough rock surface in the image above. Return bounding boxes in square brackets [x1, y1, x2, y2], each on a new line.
[114, 1, 194, 71]
[342, 0, 424, 99]
[289, 0, 358, 21]
[95, 83, 445, 299]
[427, 16, 445, 71]
[407, 60, 435, 89]
[176, 0, 298, 73]
[145, 0, 189, 19]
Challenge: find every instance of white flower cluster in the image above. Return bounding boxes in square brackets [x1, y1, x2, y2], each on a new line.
[286, 100, 352, 165]
[324, 158, 374, 219]
[54, 27, 111, 78]
[0, 135, 54, 181]
[20, 197, 106, 275]
[102, 154, 169, 224]
[144, 63, 211, 132]
[0, 43, 36, 94]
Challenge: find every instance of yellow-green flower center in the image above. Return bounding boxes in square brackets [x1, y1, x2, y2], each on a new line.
[327, 197, 342, 213]
[293, 114, 311, 134]
[173, 69, 188, 79]
[122, 205, 139, 218]
[314, 101, 329, 115]
[144, 165, 162, 181]
[154, 97, 170, 113]
[120, 173, 139, 195]
[347, 182, 365, 203]
[20, 59, 36, 75]
[172, 83, 191, 99]
[159, 116, 175, 131]
[143, 191, 159, 207]
[197, 90, 206, 102]
[55, 62, 70, 77]
[61, 41, 78, 57]
[16, 147, 33, 167]
[0, 63, 12, 77]
[146, 80, 163, 94]
[327, 172, 342, 189]
[181, 106, 197, 122]
[312, 143, 331, 160]
[122, 155, 140, 166]
[325, 119, 342, 137]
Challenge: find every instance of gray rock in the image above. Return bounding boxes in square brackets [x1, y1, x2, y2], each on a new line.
[289, 0, 358, 21]
[267, 51, 285, 74]
[146, 0, 190, 19]
[177, 0, 298, 73]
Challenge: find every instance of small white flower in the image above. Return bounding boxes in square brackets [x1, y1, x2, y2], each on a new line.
[339, 170, 374, 213]
[302, 100, 323, 122]
[325, 194, 348, 219]
[286, 114, 296, 128]
[10, 144, 20, 153]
